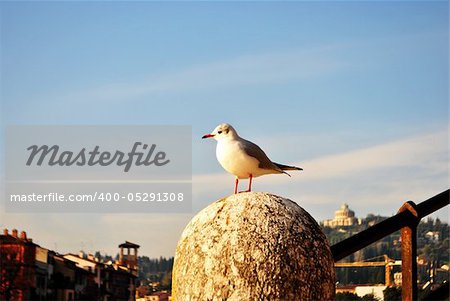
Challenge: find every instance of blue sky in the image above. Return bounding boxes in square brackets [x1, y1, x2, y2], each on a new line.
[0, 1, 448, 257]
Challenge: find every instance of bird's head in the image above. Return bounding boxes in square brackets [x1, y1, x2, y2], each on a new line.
[202, 123, 238, 141]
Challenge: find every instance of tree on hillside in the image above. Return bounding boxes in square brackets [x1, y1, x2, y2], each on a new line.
[335, 292, 362, 301]
[383, 287, 401, 301]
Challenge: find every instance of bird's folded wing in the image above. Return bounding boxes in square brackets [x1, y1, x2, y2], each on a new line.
[240, 139, 282, 172]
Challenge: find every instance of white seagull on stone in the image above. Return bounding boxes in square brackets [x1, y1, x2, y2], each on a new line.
[202, 123, 303, 194]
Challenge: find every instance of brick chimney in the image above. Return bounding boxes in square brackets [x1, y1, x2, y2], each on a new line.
[20, 231, 27, 240]
[3, 229, 8, 236]
[12, 229, 18, 238]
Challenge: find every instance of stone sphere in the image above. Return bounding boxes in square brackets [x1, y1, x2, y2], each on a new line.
[172, 192, 335, 300]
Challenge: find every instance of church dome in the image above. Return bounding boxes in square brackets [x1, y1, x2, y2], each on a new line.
[335, 203, 355, 218]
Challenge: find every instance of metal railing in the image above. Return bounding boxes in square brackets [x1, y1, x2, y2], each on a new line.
[330, 189, 449, 301]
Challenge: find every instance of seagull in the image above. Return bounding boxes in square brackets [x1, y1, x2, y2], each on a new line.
[202, 123, 303, 194]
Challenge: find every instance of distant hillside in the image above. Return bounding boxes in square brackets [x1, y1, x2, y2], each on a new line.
[137, 256, 173, 290]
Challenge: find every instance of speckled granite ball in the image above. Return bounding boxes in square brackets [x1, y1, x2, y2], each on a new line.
[172, 192, 335, 301]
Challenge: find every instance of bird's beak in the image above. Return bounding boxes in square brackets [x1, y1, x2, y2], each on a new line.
[202, 133, 215, 139]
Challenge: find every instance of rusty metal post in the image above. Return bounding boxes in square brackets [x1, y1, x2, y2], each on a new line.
[398, 202, 420, 301]
[401, 224, 417, 300]
[384, 255, 392, 287]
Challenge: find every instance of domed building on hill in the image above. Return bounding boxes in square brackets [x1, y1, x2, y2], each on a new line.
[323, 203, 362, 227]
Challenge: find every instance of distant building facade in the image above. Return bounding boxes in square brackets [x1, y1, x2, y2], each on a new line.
[0, 229, 41, 301]
[425, 231, 440, 241]
[354, 285, 387, 301]
[0, 228, 138, 301]
[323, 203, 362, 227]
[136, 291, 170, 301]
[336, 284, 387, 301]
[64, 252, 138, 301]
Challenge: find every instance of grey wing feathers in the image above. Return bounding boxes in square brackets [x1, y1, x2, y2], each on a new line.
[240, 139, 282, 172]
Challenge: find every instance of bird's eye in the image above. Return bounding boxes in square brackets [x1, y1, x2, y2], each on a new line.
[218, 131, 222, 134]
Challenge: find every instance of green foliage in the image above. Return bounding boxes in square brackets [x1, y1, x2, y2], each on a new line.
[361, 294, 379, 301]
[160, 270, 172, 290]
[417, 217, 450, 266]
[335, 292, 380, 300]
[137, 256, 174, 291]
[335, 292, 362, 301]
[383, 287, 401, 301]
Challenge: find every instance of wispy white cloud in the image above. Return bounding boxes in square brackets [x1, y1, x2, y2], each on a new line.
[58, 45, 346, 103]
[299, 129, 448, 180]
[52, 30, 445, 105]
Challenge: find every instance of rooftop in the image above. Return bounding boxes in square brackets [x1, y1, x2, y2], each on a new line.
[119, 241, 140, 248]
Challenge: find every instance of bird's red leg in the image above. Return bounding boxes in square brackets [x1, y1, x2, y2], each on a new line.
[234, 178, 239, 194]
[248, 174, 253, 192]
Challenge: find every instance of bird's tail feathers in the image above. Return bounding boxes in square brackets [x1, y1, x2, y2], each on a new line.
[274, 163, 303, 172]
[281, 170, 291, 177]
